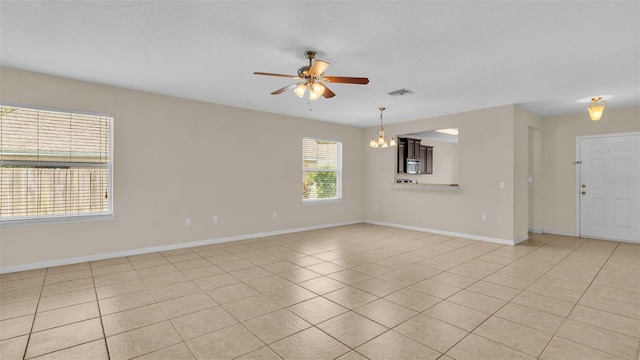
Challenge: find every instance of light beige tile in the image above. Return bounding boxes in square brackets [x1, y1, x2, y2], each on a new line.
[0, 299, 38, 321]
[474, 316, 552, 357]
[356, 330, 441, 360]
[244, 274, 293, 293]
[186, 323, 263, 360]
[40, 277, 94, 298]
[102, 303, 167, 336]
[483, 272, 536, 290]
[0, 335, 28, 360]
[409, 278, 462, 299]
[222, 294, 282, 322]
[29, 339, 108, 360]
[128, 254, 170, 269]
[540, 337, 625, 360]
[448, 260, 503, 280]
[586, 283, 640, 305]
[90, 262, 134, 277]
[243, 308, 311, 344]
[165, 252, 201, 264]
[192, 273, 239, 291]
[269, 327, 349, 360]
[446, 333, 535, 360]
[286, 255, 324, 267]
[217, 259, 255, 272]
[378, 265, 441, 286]
[1, 286, 41, 306]
[351, 262, 394, 277]
[207, 283, 259, 304]
[287, 296, 348, 324]
[149, 281, 201, 302]
[96, 279, 146, 300]
[230, 266, 272, 282]
[352, 277, 403, 297]
[181, 265, 225, 280]
[384, 287, 441, 312]
[106, 320, 182, 360]
[170, 306, 237, 340]
[306, 262, 345, 275]
[429, 272, 477, 288]
[317, 311, 386, 348]
[260, 261, 301, 274]
[26, 318, 103, 359]
[45, 263, 90, 275]
[323, 287, 377, 310]
[134, 343, 195, 360]
[448, 289, 507, 314]
[395, 313, 468, 353]
[354, 298, 417, 328]
[263, 284, 317, 307]
[92, 270, 140, 288]
[235, 346, 282, 360]
[43, 269, 92, 286]
[33, 301, 99, 332]
[0, 269, 46, 282]
[424, 300, 490, 331]
[135, 264, 179, 279]
[90, 257, 130, 269]
[512, 291, 574, 317]
[526, 280, 584, 303]
[158, 292, 217, 319]
[298, 276, 347, 295]
[556, 318, 640, 359]
[37, 288, 96, 312]
[0, 314, 33, 340]
[579, 291, 640, 320]
[466, 280, 521, 301]
[569, 305, 640, 338]
[495, 302, 564, 334]
[277, 268, 322, 283]
[98, 289, 156, 315]
[336, 351, 368, 360]
[327, 270, 372, 285]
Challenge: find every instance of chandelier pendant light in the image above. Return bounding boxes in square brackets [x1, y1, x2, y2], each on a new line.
[369, 107, 396, 148]
[588, 97, 607, 121]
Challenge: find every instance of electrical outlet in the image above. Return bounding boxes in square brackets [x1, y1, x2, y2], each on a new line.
[185, 218, 191, 226]
[273, 211, 277, 218]
[482, 214, 487, 222]
[500, 181, 505, 189]
[213, 216, 218, 224]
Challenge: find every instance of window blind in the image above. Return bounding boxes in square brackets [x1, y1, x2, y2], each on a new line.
[0, 105, 113, 221]
[302, 138, 342, 201]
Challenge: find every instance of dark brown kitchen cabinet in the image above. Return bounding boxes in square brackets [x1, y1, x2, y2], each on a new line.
[397, 141, 406, 173]
[420, 145, 433, 174]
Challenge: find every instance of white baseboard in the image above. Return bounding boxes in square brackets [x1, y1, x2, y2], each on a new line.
[540, 230, 577, 237]
[0, 220, 363, 274]
[365, 220, 516, 246]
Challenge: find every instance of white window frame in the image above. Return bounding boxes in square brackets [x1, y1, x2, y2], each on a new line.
[302, 137, 343, 204]
[0, 103, 114, 226]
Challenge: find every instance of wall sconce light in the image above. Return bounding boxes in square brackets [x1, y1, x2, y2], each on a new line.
[588, 97, 607, 121]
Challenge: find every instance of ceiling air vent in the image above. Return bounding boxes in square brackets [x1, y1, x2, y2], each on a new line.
[387, 88, 415, 97]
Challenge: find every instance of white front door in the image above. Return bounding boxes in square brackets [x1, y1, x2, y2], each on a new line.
[579, 133, 640, 243]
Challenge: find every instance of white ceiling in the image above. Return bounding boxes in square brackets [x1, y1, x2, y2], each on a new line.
[1, 1, 638, 127]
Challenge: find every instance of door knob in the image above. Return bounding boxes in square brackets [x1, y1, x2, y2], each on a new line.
[581, 191, 586, 195]
[581, 184, 586, 188]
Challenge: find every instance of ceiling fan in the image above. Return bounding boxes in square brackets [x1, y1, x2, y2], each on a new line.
[254, 50, 369, 100]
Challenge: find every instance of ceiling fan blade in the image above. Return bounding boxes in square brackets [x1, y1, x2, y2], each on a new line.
[309, 60, 330, 76]
[322, 84, 336, 98]
[271, 83, 301, 95]
[254, 72, 301, 79]
[323, 76, 369, 85]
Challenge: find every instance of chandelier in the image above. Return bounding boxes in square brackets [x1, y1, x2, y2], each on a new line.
[369, 107, 396, 148]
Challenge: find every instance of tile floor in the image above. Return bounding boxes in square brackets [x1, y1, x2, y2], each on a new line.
[1, 224, 639, 360]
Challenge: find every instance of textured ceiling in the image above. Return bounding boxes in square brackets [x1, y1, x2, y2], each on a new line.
[1, 1, 638, 127]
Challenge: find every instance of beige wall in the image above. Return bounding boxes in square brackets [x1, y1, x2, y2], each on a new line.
[2, 67, 638, 270]
[0, 68, 365, 269]
[539, 105, 640, 236]
[364, 105, 517, 242]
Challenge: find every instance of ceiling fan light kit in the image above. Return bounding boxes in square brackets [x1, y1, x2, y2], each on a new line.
[254, 50, 369, 101]
[588, 97, 607, 121]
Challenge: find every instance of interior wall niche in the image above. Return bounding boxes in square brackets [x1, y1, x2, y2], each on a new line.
[396, 128, 458, 184]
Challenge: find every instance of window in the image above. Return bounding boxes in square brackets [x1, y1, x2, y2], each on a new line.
[302, 138, 342, 202]
[0, 104, 113, 223]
